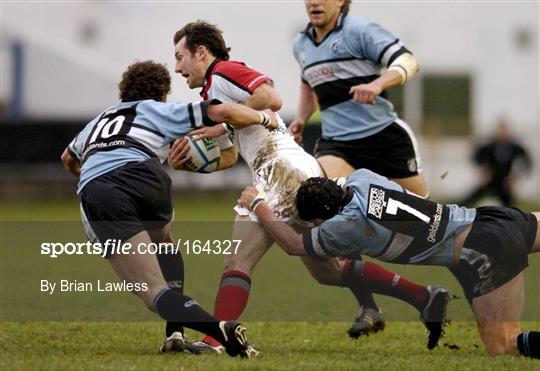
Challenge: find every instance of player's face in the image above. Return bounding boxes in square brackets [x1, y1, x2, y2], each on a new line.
[305, 0, 344, 28]
[174, 37, 206, 89]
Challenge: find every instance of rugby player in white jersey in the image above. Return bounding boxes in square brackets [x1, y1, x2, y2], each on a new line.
[168, 21, 450, 353]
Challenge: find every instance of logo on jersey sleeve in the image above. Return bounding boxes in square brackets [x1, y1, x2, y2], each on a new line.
[367, 187, 386, 219]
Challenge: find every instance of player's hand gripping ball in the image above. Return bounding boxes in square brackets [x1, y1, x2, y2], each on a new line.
[169, 136, 221, 173]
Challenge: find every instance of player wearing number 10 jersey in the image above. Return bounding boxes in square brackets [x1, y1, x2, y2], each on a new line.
[60, 60, 275, 358]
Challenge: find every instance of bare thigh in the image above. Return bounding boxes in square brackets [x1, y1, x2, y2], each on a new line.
[317, 155, 355, 178]
[390, 174, 429, 198]
[472, 272, 524, 356]
[300, 256, 344, 286]
[108, 231, 168, 311]
[221, 215, 274, 275]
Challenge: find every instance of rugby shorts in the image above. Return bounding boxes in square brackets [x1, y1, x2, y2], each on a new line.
[79, 158, 173, 254]
[235, 151, 324, 227]
[314, 119, 421, 178]
[449, 206, 537, 303]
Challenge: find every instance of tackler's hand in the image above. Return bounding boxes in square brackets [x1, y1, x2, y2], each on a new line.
[259, 110, 279, 131]
[238, 184, 267, 211]
[188, 124, 227, 140]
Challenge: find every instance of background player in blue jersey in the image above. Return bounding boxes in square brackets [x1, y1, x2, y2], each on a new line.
[238, 171, 540, 358]
[289, 0, 425, 195]
[60, 60, 278, 358]
[288, 0, 426, 335]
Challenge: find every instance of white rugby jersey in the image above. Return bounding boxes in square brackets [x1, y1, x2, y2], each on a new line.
[201, 59, 322, 218]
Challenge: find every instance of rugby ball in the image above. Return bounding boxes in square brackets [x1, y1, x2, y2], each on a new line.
[184, 136, 221, 173]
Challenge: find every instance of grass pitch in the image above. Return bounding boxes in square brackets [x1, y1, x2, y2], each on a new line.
[1, 194, 539, 370]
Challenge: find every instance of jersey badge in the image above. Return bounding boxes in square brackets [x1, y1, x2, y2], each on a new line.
[367, 186, 386, 219]
[331, 38, 343, 54]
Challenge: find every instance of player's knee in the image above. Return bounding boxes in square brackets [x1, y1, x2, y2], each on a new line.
[310, 269, 340, 286]
[222, 254, 256, 275]
[222, 261, 252, 276]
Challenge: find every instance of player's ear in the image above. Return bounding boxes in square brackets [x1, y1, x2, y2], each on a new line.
[196, 45, 207, 61]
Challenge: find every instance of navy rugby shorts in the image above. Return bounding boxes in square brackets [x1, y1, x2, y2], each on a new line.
[314, 120, 421, 179]
[80, 158, 173, 253]
[449, 206, 537, 302]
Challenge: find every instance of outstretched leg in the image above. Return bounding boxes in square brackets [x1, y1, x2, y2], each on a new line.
[197, 215, 273, 351]
[148, 217, 188, 352]
[300, 256, 449, 348]
[108, 230, 256, 358]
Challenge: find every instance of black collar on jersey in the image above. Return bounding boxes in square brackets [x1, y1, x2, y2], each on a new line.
[303, 12, 346, 47]
[200, 58, 222, 96]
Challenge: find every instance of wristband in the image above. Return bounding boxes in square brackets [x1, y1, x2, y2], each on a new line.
[258, 112, 271, 128]
[250, 197, 266, 212]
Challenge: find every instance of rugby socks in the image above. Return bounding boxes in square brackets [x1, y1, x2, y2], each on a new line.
[203, 270, 251, 346]
[342, 259, 379, 311]
[363, 261, 429, 311]
[153, 288, 227, 345]
[518, 331, 540, 359]
[156, 248, 185, 337]
[343, 260, 429, 312]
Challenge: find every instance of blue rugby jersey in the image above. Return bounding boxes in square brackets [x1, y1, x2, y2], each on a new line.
[67, 99, 217, 194]
[303, 169, 476, 266]
[293, 14, 411, 141]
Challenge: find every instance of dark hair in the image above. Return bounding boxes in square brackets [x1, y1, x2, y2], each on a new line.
[296, 177, 353, 220]
[173, 20, 230, 61]
[118, 60, 171, 102]
[342, 0, 352, 15]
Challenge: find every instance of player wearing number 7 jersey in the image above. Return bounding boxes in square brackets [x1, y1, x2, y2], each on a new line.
[238, 169, 540, 358]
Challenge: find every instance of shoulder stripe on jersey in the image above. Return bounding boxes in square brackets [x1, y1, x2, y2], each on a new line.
[377, 39, 399, 64]
[303, 228, 328, 260]
[315, 228, 335, 258]
[314, 76, 389, 111]
[378, 39, 411, 67]
[67, 145, 80, 160]
[192, 102, 204, 127]
[387, 46, 410, 66]
[213, 72, 251, 94]
[187, 103, 196, 128]
[131, 123, 165, 138]
[302, 56, 362, 72]
[248, 75, 270, 90]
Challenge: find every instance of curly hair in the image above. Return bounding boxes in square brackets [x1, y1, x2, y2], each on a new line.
[118, 60, 171, 102]
[296, 177, 353, 221]
[173, 20, 230, 61]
